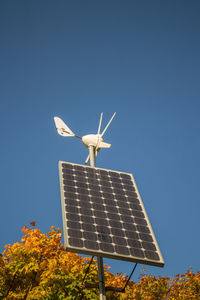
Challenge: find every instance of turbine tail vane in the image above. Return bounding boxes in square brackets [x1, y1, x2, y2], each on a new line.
[54, 116, 81, 138]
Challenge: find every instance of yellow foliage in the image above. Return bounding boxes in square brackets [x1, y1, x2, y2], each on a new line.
[0, 225, 199, 299]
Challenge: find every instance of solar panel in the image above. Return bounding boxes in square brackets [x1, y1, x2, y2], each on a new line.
[59, 161, 164, 267]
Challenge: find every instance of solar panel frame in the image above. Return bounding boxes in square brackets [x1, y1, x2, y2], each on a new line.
[59, 161, 164, 267]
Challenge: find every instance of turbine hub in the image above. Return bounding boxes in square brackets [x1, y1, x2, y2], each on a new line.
[82, 134, 103, 148]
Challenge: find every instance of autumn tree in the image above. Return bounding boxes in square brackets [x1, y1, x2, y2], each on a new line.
[0, 224, 199, 299]
[0, 225, 101, 299]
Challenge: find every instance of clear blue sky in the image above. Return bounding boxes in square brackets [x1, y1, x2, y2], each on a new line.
[0, 0, 200, 280]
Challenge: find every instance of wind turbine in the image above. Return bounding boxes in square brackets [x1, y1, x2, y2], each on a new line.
[54, 112, 116, 165]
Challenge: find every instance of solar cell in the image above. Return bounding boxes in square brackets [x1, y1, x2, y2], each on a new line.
[59, 161, 164, 267]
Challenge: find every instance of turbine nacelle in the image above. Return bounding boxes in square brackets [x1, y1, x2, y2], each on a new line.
[82, 134, 111, 149]
[54, 112, 116, 165]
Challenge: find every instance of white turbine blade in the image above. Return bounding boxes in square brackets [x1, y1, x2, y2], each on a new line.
[95, 112, 103, 151]
[101, 112, 116, 137]
[95, 148, 100, 160]
[85, 149, 100, 165]
[97, 112, 103, 135]
[99, 141, 111, 148]
[84, 154, 90, 165]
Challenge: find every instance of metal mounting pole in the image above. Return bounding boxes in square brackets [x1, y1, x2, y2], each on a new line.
[89, 145, 106, 300]
[97, 256, 106, 300]
[89, 145, 96, 168]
